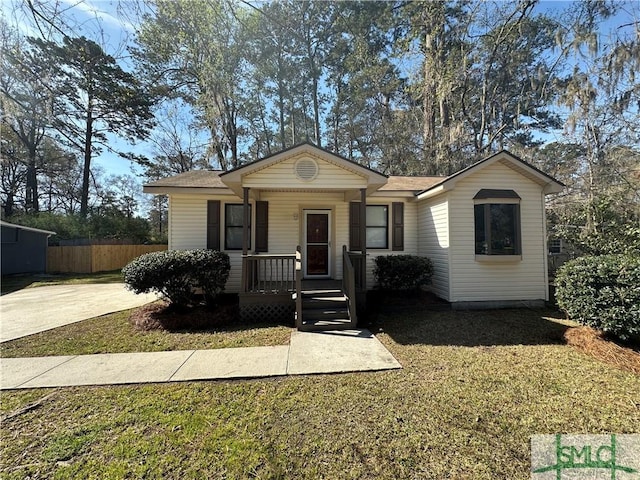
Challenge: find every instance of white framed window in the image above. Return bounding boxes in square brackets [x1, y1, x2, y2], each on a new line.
[473, 190, 521, 256]
[366, 205, 388, 249]
[549, 238, 562, 255]
[225, 204, 251, 250]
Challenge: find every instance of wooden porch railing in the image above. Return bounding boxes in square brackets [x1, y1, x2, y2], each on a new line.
[346, 251, 366, 291]
[342, 245, 357, 326]
[295, 245, 302, 329]
[242, 253, 297, 293]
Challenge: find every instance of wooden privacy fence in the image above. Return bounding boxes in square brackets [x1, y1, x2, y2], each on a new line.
[47, 244, 167, 273]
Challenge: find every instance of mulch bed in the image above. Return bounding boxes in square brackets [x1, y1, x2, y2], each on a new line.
[564, 326, 640, 376]
[130, 301, 240, 332]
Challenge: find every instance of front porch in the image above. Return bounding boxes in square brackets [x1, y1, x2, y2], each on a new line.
[216, 145, 386, 330]
[239, 246, 367, 331]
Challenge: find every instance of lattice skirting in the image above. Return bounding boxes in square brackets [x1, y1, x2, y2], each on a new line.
[239, 301, 295, 323]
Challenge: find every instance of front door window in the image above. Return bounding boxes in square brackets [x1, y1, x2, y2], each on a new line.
[304, 211, 330, 277]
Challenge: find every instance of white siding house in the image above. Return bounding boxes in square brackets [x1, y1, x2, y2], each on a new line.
[145, 143, 563, 316]
[417, 196, 450, 301]
[414, 151, 563, 306]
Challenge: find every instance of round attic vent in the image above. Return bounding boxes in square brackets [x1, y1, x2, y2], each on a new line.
[294, 158, 318, 181]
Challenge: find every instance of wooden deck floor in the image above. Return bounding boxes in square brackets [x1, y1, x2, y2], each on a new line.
[301, 279, 342, 292]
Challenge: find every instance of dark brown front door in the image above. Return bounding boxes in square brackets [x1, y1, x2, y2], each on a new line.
[304, 211, 330, 277]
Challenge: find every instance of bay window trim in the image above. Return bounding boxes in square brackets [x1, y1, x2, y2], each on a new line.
[474, 190, 522, 258]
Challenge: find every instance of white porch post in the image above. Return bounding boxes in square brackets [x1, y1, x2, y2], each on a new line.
[241, 187, 249, 292]
[242, 187, 250, 255]
[360, 188, 367, 291]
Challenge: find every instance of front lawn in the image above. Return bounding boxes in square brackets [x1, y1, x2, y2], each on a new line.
[1, 308, 638, 479]
[0, 308, 292, 357]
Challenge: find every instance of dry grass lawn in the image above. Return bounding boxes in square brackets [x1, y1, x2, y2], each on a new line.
[0, 307, 292, 357]
[1, 307, 638, 479]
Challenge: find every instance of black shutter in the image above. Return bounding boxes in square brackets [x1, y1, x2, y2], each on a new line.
[392, 202, 404, 251]
[206, 200, 220, 250]
[349, 202, 361, 251]
[255, 201, 268, 252]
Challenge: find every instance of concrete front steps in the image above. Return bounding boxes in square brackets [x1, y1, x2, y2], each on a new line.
[296, 288, 355, 332]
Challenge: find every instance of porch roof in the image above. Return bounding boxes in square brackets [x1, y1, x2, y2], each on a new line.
[144, 170, 448, 198]
[143, 144, 444, 198]
[143, 170, 230, 195]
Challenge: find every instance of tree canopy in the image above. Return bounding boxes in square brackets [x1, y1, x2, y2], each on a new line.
[1, 0, 638, 249]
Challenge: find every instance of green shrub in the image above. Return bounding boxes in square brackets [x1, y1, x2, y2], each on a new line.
[555, 254, 640, 340]
[122, 249, 230, 308]
[373, 255, 433, 290]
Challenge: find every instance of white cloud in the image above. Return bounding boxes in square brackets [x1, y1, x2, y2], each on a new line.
[59, 0, 136, 32]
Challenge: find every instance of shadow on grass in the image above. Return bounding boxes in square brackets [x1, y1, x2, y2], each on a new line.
[131, 295, 294, 333]
[371, 307, 570, 347]
[0, 275, 37, 295]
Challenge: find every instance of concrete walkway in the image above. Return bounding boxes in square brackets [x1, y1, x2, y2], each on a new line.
[0, 329, 401, 390]
[0, 284, 158, 342]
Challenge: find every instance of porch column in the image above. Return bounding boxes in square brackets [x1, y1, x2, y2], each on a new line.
[360, 188, 367, 291]
[242, 187, 250, 255]
[241, 187, 249, 293]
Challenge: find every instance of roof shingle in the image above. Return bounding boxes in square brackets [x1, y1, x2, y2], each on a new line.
[144, 170, 226, 189]
[145, 170, 445, 193]
[379, 176, 444, 192]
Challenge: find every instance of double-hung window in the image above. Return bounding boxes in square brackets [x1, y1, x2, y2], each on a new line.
[548, 238, 562, 255]
[349, 202, 403, 251]
[225, 204, 251, 250]
[474, 189, 521, 256]
[366, 205, 388, 249]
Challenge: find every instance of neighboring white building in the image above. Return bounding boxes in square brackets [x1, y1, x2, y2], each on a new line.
[144, 143, 564, 328]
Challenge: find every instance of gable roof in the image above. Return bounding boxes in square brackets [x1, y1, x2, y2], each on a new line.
[220, 141, 387, 179]
[219, 142, 388, 196]
[143, 148, 564, 199]
[415, 150, 565, 199]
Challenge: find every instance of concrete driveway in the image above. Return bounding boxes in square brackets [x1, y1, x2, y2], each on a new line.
[0, 284, 158, 342]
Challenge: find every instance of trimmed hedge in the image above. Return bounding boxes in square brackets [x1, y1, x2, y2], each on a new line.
[123, 249, 231, 308]
[555, 254, 640, 340]
[373, 255, 434, 290]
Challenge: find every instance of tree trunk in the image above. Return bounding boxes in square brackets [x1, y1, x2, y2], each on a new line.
[25, 119, 39, 212]
[312, 75, 321, 146]
[4, 192, 14, 217]
[80, 101, 93, 218]
[25, 148, 38, 213]
[333, 80, 341, 152]
[277, 53, 286, 149]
